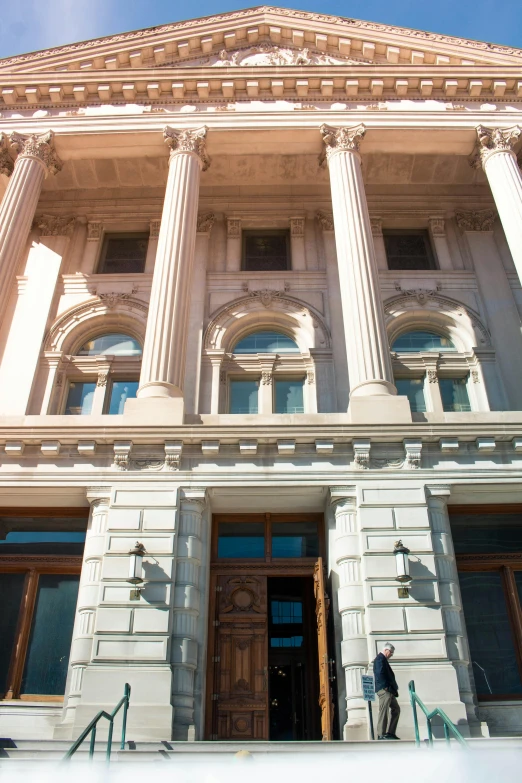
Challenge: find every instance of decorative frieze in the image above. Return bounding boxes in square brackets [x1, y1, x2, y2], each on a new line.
[163, 125, 210, 171]
[455, 210, 496, 232]
[10, 130, 62, 177]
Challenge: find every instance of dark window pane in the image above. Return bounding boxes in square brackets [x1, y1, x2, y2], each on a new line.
[233, 331, 299, 354]
[108, 380, 138, 414]
[395, 379, 426, 412]
[272, 522, 319, 558]
[516, 571, 522, 609]
[451, 513, 522, 554]
[384, 230, 436, 270]
[271, 600, 303, 624]
[0, 518, 86, 555]
[270, 636, 304, 648]
[98, 234, 148, 274]
[218, 522, 265, 558]
[0, 573, 25, 694]
[459, 571, 522, 696]
[275, 379, 305, 414]
[65, 382, 96, 415]
[392, 331, 456, 352]
[21, 574, 80, 695]
[243, 231, 290, 271]
[229, 380, 259, 414]
[440, 377, 471, 411]
[78, 334, 142, 356]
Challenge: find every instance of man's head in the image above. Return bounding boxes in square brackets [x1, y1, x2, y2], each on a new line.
[382, 642, 395, 659]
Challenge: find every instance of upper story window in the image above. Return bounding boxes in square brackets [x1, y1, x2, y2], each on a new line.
[392, 329, 474, 414]
[97, 233, 149, 274]
[61, 332, 142, 416]
[383, 230, 436, 271]
[78, 333, 142, 357]
[242, 230, 290, 272]
[233, 331, 299, 354]
[391, 331, 456, 353]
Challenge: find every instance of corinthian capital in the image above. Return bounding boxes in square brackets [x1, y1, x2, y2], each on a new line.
[455, 210, 496, 232]
[476, 125, 521, 167]
[163, 126, 210, 171]
[35, 214, 76, 237]
[9, 130, 62, 176]
[320, 123, 366, 166]
[0, 133, 14, 177]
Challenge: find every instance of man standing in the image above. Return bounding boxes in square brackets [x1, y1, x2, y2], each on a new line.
[373, 642, 400, 740]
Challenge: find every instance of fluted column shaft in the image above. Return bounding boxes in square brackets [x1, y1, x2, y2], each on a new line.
[138, 126, 209, 400]
[172, 494, 204, 739]
[0, 131, 61, 326]
[58, 491, 109, 734]
[321, 124, 395, 398]
[333, 493, 369, 740]
[427, 487, 477, 725]
[476, 125, 522, 284]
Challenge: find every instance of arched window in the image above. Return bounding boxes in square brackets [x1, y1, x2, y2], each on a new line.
[77, 334, 142, 357]
[232, 331, 299, 354]
[62, 333, 142, 416]
[392, 330, 456, 353]
[391, 329, 473, 413]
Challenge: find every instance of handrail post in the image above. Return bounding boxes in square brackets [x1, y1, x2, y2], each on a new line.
[89, 725, 96, 760]
[121, 683, 131, 750]
[106, 718, 114, 763]
[409, 680, 421, 748]
[444, 723, 450, 745]
[427, 718, 433, 747]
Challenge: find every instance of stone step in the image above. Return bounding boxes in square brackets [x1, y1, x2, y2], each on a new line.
[1, 736, 521, 762]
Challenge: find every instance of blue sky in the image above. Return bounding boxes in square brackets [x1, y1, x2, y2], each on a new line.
[0, 1, 520, 59]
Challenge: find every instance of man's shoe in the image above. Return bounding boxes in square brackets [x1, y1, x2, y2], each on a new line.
[385, 733, 400, 740]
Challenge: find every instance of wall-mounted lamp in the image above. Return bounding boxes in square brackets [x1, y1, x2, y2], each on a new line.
[127, 541, 146, 600]
[394, 540, 412, 598]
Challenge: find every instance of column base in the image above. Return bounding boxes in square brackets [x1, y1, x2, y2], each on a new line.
[348, 395, 412, 424]
[124, 395, 184, 424]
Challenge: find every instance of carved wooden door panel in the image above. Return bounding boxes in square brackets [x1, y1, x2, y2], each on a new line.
[213, 574, 268, 740]
[314, 558, 333, 741]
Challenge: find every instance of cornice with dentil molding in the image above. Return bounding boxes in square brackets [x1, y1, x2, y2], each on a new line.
[9, 130, 62, 176]
[2, 6, 522, 69]
[163, 126, 210, 171]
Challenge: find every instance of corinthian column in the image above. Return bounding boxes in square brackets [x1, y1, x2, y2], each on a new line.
[320, 125, 410, 422]
[475, 125, 522, 283]
[0, 131, 62, 325]
[132, 126, 209, 420]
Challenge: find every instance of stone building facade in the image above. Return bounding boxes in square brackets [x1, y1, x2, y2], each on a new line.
[1, 6, 522, 744]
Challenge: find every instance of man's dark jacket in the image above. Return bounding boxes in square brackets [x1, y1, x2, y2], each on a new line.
[373, 652, 398, 696]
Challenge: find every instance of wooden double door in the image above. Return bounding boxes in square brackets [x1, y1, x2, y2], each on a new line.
[206, 559, 333, 741]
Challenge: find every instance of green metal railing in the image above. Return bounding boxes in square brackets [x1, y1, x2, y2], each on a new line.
[409, 680, 467, 748]
[63, 683, 131, 762]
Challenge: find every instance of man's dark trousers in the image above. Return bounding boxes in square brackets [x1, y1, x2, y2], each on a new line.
[373, 651, 400, 737]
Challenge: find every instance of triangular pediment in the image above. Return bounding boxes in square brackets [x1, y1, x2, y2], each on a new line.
[1, 5, 521, 75]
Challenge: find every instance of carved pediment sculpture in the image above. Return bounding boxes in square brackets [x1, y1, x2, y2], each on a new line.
[167, 42, 366, 68]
